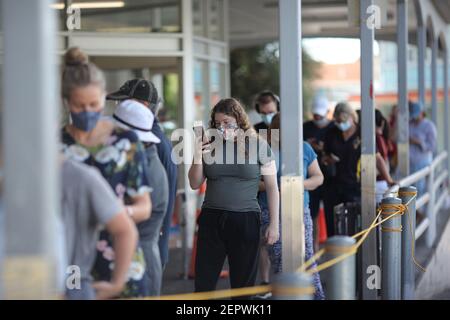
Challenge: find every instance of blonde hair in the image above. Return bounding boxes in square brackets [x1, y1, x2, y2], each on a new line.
[61, 47, 106, 100]
[334, 102, 359, 124]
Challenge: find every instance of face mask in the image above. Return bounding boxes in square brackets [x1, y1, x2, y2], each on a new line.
[218, 126, 236, 141]
[314, 118, 328, 127]
[336, 120, 352, 132]
[70, 111, 102, 132]
[261, 112, 276, 126]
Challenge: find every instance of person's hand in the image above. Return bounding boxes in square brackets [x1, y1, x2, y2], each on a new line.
[193, 136, 211, 162]
[409, 136, 421, 146]
[387, 179, 397, 187]
[322, 154, 337, 166]
[265, 223, 279, 245]
[93, 281, 124, 300]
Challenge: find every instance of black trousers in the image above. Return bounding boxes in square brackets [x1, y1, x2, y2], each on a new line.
[309, 185, 324, 220]
[323, 183, 361, 237]
[195, 208, 260, 293]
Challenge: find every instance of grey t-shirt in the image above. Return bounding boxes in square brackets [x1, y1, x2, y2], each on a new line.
[202, 136, 273, 212]
[137, 144, 169, 239]
[61, 160, 121, 295]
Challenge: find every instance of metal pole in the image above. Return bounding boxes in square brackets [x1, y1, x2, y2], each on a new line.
[181, 0, 197, 258]
[360, 0, 378, 300]
[425, 163, 436, 247]
[272, 273, 313, 300]
[324, 236, 357, 300]
[444, 50, 450, 184]
[279, 0, 304, 272]
[1, 0, 60, 299]
[381, 196, 402, 300]
[431, 37, 438, 126]
[397, 0, 409, 178]
[418, 24, 426, 107]
[398, 186, 417, 300]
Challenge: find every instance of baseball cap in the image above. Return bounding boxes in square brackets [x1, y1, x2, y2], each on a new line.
[107, 78, 157, 105]
[312, 96, 329, 117]
[409, 101, 423, 119]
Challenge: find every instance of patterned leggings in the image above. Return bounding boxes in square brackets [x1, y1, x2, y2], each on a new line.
[261, 207, 325, 300]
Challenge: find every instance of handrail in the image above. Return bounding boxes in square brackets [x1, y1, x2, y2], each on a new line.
[415, 218, 430, 240]
[383, 151, 449, 243]
[416, 193, 430, 210]
[385, 151, 448, 196]
[433, 170, 448, 192]
[430, 151, 448, 170]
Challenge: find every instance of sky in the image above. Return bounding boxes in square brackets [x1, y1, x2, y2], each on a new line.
[303, 38, 380, 64]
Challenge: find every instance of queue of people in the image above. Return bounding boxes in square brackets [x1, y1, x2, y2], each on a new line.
[59, 46, 437, 301]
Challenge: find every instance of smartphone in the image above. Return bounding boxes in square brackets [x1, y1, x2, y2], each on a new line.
[193, 121, 210, 144]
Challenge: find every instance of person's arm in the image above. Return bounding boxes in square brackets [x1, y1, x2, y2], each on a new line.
[424, 122, 437, 153]
[93, 210, 138, 300]
[304, 159, 324, 191]
[126, 192, 151, 223]
[262, 160, 280, 245]
[410, 122, 437, 153]
[188, 136, 206, 190]
[376, 153, 395, 185]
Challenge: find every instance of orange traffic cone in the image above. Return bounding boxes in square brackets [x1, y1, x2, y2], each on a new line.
[318, 207, 328, 244]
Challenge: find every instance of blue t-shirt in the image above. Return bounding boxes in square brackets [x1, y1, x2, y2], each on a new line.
[257, 141, 317, 209]
[302, 142, 318, 207]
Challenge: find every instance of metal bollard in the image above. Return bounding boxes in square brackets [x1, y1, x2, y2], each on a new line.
[323, 236, 356, 300]
[398, 186, 417, 300]
[381, 196, 402, 300]
[272, 272, 314, 300]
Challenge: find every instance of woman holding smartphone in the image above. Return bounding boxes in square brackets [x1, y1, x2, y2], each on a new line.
[188, 98, 279, 293]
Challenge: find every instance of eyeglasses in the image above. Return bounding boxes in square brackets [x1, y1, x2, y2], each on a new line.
[217, 123, 238, 130]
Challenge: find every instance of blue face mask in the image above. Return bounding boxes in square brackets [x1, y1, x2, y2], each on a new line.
[261, 112, 276, 126]
[336, 120, 352, 132]
[71, 111, 102, 132]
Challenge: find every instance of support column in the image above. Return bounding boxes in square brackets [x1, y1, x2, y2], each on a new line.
[417, 25, 426, 107]
[279, 0, 304, 272]
[360, 0, 378, 300]
[181, 0, 197, 252]
[431, 37, 438, 126]
[1, 0, 60, 299]
[397, 0, 409, 178]
[445, 50, 450, 183]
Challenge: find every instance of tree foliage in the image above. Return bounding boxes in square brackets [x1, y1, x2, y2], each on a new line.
[230, 42, 320, 115]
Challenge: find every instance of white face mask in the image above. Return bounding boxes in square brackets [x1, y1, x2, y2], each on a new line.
[336, 120, 352, 132]
[218, 125, 238, 140]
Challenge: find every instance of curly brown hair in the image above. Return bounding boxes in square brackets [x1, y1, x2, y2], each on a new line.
[209, 98, 254, 133]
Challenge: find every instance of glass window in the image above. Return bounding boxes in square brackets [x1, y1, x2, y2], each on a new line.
[208, 0, 224, 41]
[53, 0, 181, 33]
[193, 0, 205, 37]
[210, 61, 223, 106]
[194, 60, 209, 123]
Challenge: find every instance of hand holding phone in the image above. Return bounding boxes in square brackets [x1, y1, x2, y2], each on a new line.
[193, 121, 211, 154]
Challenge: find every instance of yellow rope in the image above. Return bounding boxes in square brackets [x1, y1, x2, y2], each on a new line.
[131, 285, 271, 300]
[381, 226, 403, 232]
